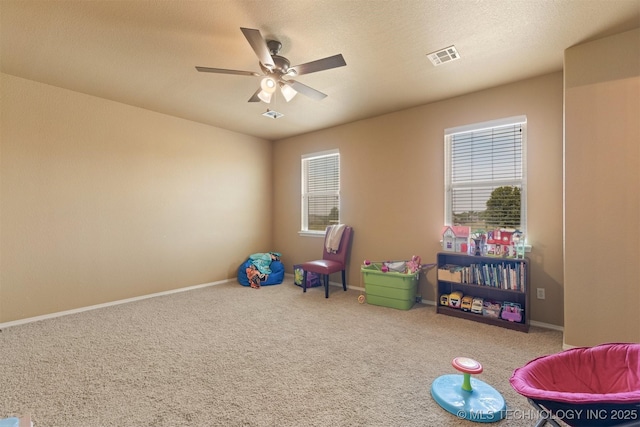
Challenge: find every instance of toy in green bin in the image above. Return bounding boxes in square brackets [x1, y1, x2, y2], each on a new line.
[359, 256, 435, 304]
[362, 255, 425, 274]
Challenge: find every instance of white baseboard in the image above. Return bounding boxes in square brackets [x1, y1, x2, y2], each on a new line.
[0, 279, 233, 330]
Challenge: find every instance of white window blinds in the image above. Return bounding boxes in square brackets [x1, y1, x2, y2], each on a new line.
[302, 150, 340, 232]
[445, 116, 527, 231]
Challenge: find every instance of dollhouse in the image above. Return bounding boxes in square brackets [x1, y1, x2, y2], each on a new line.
[486, 229, 514, 256]
[441, 226, 470, 253]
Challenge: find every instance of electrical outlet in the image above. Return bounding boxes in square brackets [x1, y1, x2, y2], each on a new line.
[536, 288, 545, 299]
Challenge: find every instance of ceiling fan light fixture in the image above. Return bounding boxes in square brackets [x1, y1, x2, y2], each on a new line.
[260, 77, 277, 93]
[258, 77, 277, 103]
[280, 83, 297, 102]
[257, 90, 272, 103]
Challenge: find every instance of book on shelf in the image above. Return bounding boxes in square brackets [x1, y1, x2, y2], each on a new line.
[441, 260, 526, 292]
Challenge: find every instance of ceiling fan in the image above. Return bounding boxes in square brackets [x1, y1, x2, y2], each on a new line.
[196, 27, 346, 104]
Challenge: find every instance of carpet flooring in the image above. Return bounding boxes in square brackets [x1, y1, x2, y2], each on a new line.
[1, 279, 564, 426]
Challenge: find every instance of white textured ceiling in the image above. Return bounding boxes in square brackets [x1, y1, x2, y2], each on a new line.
[2, 0, 639, 140]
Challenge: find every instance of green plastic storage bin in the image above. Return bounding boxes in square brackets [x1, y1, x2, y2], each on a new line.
[361, 263, 418, 310]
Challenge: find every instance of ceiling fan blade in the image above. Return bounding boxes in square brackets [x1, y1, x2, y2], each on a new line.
[290, 54, 346, 76]
[248, 87, 261, 102]
[240, 27, 275, 69]
[196, 66, 260, 76]
[286, 80, 327, 100]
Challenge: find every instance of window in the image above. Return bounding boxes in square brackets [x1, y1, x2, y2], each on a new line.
[444, 116, 527, 233]
[301, 150, 340, 232]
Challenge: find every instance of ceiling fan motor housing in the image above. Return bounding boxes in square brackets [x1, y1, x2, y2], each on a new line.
[261, 54, 291, 76]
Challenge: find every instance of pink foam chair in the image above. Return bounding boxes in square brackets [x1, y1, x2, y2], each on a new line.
[510, 343, 640, 426]
[299, 226, 353, 298]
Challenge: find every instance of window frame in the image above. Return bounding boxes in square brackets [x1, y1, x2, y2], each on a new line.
[444, 115, 527, 234]
[300, 149, 340, 236]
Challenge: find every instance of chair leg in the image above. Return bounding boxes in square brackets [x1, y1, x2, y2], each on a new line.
[341, 269, 347, 291]
[527, 399, 562, 427]
[303, 270, 307, 293]
[324, 274, 329, 298]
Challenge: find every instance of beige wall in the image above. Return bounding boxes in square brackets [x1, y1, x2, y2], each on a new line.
[3, 27, 636, 339]
[4, 29, 635, 339]
[564, 28, 640, 346]
[0, 74, 272, 323]
[273, 72, 565, 327]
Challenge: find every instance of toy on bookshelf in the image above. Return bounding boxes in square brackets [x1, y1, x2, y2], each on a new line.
[511, 230, 526, 259]
[448, 291, 463, 308]
[461, 295, 473, 312]
[469, 230, 485, 256]
[482, 300, 502, 318]
[441, 226, 470, 253]
[500, 302, 523, 323]
[461, 228, 526, 258]
[440, 294, 450, 306]
[471, 297, 484, 314]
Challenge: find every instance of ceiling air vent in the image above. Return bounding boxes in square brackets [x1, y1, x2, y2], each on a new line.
[427, 45, 461, 66]
[262, 109, 284, 119]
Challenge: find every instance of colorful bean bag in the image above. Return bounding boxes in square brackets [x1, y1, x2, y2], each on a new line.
[237, 253, 285, 287]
